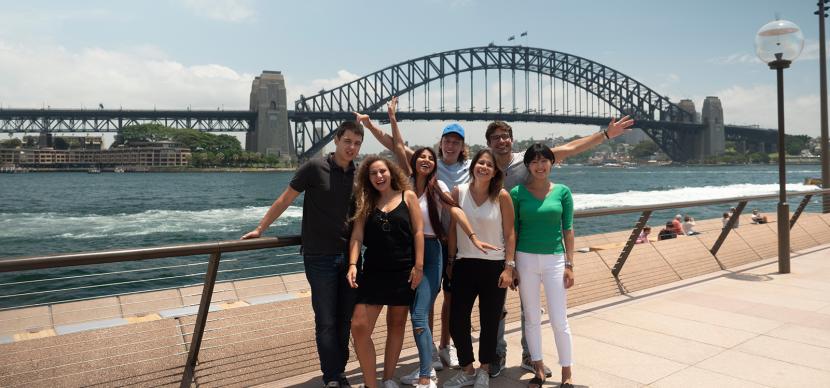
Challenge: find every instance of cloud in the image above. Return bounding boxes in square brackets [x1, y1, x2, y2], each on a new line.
[180, 0, 255, 23]
[706, 84, 824, 136]
[285, 70, 360, 102]
[707, 52, 762, 65]
[708, 39, 829, 65]
[0, 40, 254, 110]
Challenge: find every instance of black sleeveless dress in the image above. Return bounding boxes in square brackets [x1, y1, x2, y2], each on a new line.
[357, 193, 415, 306]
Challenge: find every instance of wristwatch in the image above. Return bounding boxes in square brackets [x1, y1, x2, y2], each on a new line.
[564, 261, 574, 269]
[505, 260, 516, 269]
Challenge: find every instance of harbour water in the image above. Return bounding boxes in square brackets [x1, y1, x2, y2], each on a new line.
[0, 165, 822, 308]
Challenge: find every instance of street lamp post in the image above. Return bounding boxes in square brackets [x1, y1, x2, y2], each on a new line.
[818, 1, 830, 213]
[755, 19, 805, 274]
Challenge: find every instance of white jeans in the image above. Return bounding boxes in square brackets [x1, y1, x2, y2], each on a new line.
[517, 251, 573, 366]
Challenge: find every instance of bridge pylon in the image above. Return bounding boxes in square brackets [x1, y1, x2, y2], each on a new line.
[247, 71, 294, 161]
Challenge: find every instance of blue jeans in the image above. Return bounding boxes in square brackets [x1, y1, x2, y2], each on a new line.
[411, 238, 443, 378]
[304, 254, 357, 384]
[497, 294, 530, 360]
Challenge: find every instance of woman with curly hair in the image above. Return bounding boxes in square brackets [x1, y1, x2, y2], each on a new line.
[346, 155, 424, 388]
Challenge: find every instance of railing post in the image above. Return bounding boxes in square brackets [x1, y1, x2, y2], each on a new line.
[789, 194, 813, 229]
[709, 201, 748, 263]
[611, 210, 651, 278]
[180, 251, 221, 388]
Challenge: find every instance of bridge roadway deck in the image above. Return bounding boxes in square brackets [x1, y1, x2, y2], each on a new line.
[0, 213, 829, 387]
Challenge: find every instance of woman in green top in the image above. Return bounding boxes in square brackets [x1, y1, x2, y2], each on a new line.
[510, 143, 575, 388]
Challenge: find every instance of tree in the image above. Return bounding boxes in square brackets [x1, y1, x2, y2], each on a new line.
[0, 138, 22, 148]
[53, 137, 69, 150]
[630, 141, 659, 159]
[785, 134, 811, 156]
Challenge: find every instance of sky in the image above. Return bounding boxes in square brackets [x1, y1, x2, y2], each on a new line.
[0, 0, 827, 153]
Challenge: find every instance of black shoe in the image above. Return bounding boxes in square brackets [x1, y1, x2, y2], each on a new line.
[338, 374, 351, 387]
[489, 354, 506, 378]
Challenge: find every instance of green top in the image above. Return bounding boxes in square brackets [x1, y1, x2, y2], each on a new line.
[510, 183, 574, 254]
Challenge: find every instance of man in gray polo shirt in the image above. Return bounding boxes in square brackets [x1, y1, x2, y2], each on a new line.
[242, 121, 364, 388]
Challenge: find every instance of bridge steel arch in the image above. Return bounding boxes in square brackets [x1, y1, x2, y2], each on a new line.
[292, 45, 695, 160]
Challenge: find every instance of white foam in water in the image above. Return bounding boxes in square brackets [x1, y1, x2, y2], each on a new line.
[0, 205, 304, 239]
[574, 183, 818, 210]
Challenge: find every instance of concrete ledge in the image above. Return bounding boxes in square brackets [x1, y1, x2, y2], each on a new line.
[55, 317, 130, 335]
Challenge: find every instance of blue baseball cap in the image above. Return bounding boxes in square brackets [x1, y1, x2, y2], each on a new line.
[441, 123, 465, 139]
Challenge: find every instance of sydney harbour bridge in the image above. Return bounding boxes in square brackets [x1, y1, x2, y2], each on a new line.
[0, 45, 777, 162]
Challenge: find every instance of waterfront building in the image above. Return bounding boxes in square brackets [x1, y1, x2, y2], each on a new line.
[0, 141, 191, 168]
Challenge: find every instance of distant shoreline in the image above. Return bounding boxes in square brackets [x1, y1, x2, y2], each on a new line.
[5, 167, 296, 173]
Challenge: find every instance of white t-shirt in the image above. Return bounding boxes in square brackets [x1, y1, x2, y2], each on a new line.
[417, 179, 450, 237]
[437, 159, 471, 191]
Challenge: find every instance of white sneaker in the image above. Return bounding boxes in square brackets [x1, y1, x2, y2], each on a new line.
[439, 344, 460, 369]
[431, 343, 444, 371]
[442, 370, 477, 388]
[382, 379, 400, 388]
[401, 367, 437, 385]
[415, 381, 437, 388]
[473, 369, 489, 388]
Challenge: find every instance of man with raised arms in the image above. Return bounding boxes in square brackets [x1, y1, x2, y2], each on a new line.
[242, 121, 364, 388]
[360, 113, 634, 378]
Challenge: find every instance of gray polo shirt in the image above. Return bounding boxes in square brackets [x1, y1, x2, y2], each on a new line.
[289, 153, 355, 256]
[502, 152, 530, 190]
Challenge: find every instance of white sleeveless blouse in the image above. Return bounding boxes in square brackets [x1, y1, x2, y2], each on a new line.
[455, 183, 505, 261]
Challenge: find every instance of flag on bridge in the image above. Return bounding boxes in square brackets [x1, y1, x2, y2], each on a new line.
[520, 31, 527, 37]
[508, 35, 515, 41]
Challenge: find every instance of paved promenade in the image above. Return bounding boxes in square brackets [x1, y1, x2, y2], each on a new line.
[273, 244, 830, 388]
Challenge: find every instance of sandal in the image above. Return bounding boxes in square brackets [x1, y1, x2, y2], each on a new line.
[528, 376, 546, 388]
[559, 383, 574, 388]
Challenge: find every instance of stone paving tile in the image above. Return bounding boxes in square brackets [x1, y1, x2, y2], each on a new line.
[651, 366, 773, 388]
[571, 336, 687, 384]
[626, 299, 782, 334]
[119, 289, 183, 317]
[51, 297, 121, 326]
[764, 323, 830, 349]
[592, 308, 757, 348]
[570, 316, 723, 364]
[696, 349, 830, 388]
[692, 282, 829, 311]
[735, 335, 830, 372]
[0, 306, 51, 335]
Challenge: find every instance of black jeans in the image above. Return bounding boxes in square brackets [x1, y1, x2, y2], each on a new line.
[449, 258, 507, 367]
[304, 254, 357, 384]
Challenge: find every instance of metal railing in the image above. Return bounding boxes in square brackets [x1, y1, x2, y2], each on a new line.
[0, 189, 827, 387]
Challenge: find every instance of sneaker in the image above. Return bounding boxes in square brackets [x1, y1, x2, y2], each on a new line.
[415, 381, 437, 388]
[339, 374, 351, 387]
[431, 343, 444, 371]
[442, 370, 477, 388]
[401, 367, 437, 386]
[381, 379, 400, 388]
[324, 381, 340, 388]
[473, 369, 489, 388]
[488, 354, 505, 378]
[520, 355, 552, 378]
[439, 344, 460, 369]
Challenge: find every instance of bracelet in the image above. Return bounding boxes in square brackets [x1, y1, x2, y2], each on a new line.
[468, 232, 477, 239]
[447, 256, 456, 263]
[348, 263, 357, 267]
[412, 267, 423, 272]
[602, 129, 610, 140]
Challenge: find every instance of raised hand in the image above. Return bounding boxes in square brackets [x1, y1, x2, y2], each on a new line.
[605, 115, 635, 139]
[353, 111, 371, 127]
[387, 96, 398, 119]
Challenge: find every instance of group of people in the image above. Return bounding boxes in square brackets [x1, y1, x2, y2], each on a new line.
[637, 214, 700, 243]
[243, 96, 634, 388]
